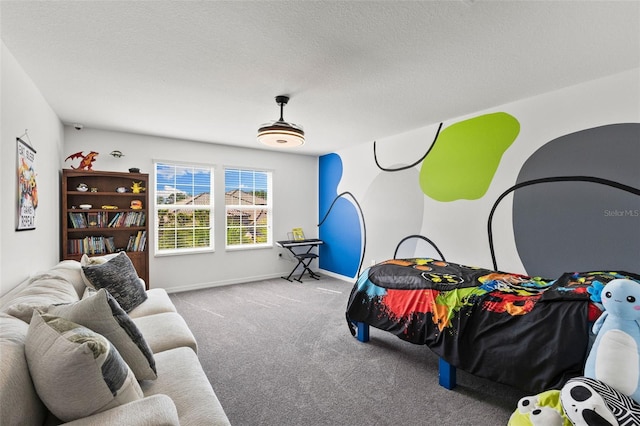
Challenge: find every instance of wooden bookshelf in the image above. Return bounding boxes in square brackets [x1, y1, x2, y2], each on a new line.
[61, 169, 149, 287]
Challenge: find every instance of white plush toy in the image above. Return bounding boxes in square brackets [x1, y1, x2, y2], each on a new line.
[584, 278, 640, 403]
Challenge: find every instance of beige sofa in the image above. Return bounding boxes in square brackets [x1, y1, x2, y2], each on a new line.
[0, 259, 230, 425]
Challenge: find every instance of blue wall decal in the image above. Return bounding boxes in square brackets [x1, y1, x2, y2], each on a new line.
[318, 153, 362, 277]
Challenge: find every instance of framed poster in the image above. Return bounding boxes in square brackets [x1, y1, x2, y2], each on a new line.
[17, 137, 38, 231]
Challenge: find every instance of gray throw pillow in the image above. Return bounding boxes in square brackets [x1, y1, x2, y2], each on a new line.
[25, 311, 143, 422]
[80, 253, 119, 288]
[47, 288, 157, 380]
[81, 252, 147, 312]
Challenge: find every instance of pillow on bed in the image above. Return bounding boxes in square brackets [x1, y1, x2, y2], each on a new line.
[81, 252, 147, 312]
[540, 271, 640, 302]
[25, 311, 143, 422]
[46, 288, 156, 380]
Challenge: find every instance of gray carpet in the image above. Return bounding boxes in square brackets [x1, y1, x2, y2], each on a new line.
[170, 275, 527, 425]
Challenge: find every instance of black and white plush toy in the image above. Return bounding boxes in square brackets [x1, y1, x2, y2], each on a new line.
[561, 377, 640, 426]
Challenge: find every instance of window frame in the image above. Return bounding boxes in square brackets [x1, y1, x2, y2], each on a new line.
[224, 167, 273, 250]
[154, 160, 214, 256]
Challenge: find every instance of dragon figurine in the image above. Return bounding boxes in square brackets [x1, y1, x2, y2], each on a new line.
[65, 151, 99, 170]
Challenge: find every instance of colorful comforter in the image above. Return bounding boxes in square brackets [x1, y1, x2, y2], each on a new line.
[345, 258, 639, 393]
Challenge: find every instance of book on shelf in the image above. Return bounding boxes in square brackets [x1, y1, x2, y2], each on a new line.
[67, 236, 116, 255]
[86, 212, 107, 227]
[69, 211, 110, 228]
[108, 211, 146, 228]
[68, 212, 87, 229]
[126, 230, 147, 252]
[104, 236, 116, 253]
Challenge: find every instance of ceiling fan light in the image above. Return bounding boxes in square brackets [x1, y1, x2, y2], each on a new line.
[257, 122, 305, 147]
[257, 95, 305, 148]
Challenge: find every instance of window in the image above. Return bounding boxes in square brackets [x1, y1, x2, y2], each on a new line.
[225, 168, 272, 248]
[155, 162, 213, 255]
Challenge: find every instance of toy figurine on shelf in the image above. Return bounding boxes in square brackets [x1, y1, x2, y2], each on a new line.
[65, 151, 99, 170]
[131, 181, 146, 194]
[130, 200, 143, 210]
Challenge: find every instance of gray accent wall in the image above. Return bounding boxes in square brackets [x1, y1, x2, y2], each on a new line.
[513, 124, 640, 278]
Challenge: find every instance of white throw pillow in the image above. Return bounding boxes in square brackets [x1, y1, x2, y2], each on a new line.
[0, 314, 47, 424]
[47, 288, 157, 380]
[25, 311, 143, 422]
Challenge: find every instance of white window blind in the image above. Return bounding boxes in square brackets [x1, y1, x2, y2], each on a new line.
[155, 162, 214, 254]
[225, 168, 272, 248]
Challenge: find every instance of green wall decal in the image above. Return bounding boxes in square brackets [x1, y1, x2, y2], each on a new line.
[419, 112, 519, 201]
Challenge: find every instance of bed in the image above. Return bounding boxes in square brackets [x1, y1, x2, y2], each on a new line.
[345, 237, 639, 393]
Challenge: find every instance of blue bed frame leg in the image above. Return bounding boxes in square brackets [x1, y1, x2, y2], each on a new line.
[355, 322, 456, 389]
[356, 322, 370, 342]
[438, 358, 457, 389]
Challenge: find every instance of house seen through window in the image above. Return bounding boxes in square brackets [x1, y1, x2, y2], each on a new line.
[155, 162, 213, 254]
[225, 168, 272, 248]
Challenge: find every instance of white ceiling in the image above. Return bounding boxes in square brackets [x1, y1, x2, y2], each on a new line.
[1, 1, 638, 156]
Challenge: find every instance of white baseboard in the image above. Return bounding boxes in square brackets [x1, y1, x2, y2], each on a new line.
[163, 272, 285, 294]
[163, 269, 355, 294]
[316, 268, 355, 282]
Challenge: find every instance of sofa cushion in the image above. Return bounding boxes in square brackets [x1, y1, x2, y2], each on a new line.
[81, 252, 147, 312]
[25, 311, 143, 422]
[128, 288, 177, 319]
[1, 273, 80, 322]
[47, 288, 157, 380]
[133, 312, 198, 354]
[50, 260, 88, 298]
[140, 347, 231, 426]
[62, 394, 180, 426]
[0, 314, 47, 425]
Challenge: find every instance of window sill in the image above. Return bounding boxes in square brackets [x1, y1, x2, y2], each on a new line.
[154, 248, 214, 257]
[225, 244, 273, 252]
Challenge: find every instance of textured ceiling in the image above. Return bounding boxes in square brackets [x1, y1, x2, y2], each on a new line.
[1, 1, 638, 156]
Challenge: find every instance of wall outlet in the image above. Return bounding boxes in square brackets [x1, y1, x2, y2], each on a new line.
[370, 259, 376, 266]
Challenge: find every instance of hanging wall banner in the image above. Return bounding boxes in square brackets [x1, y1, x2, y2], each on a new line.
[17, 137, 38, 231]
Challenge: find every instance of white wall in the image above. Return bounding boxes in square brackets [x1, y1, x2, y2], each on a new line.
[3, 33, 635, 292]
[63, 127, 318, 292]
[1, 42, 64, 295]
[328, 69, 639, 277]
